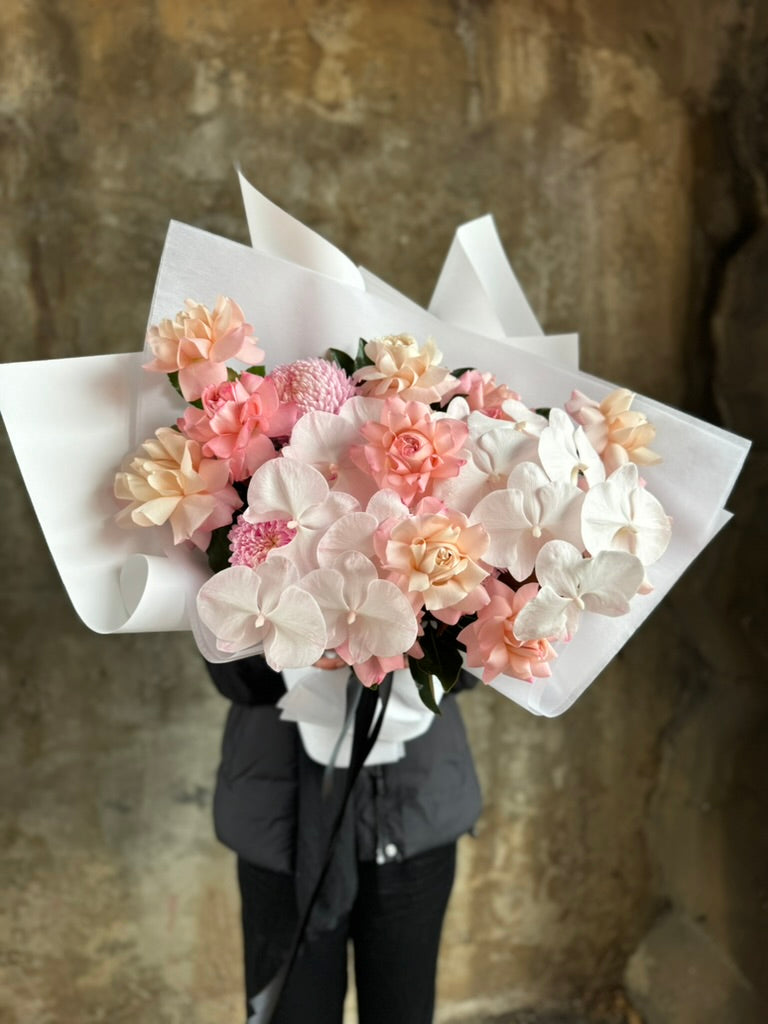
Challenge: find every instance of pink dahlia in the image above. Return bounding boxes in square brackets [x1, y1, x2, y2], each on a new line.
[458, 579, 557, 684]
[442, 369, 521, 418]
[349, 397, 468, 507]
[268, 358, 358, 421]
[228, 516, 297, 567]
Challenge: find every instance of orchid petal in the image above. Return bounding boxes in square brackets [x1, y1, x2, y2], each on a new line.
[196, 565, 265, 651]
[245, 459, 329, 523]
[316, 512, 378, 565]
[513, 586, 574, 642]
[351, 579, 418, 661]
[581, 463, 671, 565]
[262, 586, 328, 669]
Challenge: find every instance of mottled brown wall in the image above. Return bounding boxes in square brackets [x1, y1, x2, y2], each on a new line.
[1, 2, 767, 1023]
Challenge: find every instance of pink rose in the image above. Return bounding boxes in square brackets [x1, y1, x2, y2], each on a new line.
[178, 373, 279, 481]
[144, 297, 265, 401]
[114, 427, 242, 550]
[442, 370, 520, 418]
[350, 397, 468, 507]
[457, 579, 557, 684]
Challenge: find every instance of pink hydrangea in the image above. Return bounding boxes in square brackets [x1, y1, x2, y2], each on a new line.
[144, 297, 265, 401]
[178, 373, 282, 482]
[228, 516, 298, 567]
[457, 579, 557, 684]
[268, 358, 358, 429]
[350, 397, 468, 507]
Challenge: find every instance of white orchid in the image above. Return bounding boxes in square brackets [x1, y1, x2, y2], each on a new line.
[280, 397, 382, 499]
[316, 490, 410, 566]
[513, 540, 645, 642]
[433, 411, 538, 513]
[302, 551, 418, 664]
[244, 459, 359, 574]
[470, 461, 584, 580]
[581, 463, 671, 565]
[500, 399, 549, 437]
[196, 556, 327, 668]
[538, 408, 605, 488]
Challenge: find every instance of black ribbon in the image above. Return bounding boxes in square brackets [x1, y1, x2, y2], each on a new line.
[247, 672, 393, 1024]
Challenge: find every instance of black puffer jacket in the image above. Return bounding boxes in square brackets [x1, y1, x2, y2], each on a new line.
[205, 656, 483, 877]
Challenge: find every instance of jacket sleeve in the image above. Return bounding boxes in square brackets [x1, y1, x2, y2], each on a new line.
[203, 655, 287, 705]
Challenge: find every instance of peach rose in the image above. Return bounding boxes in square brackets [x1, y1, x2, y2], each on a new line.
[352, 334, 457, 404]
[144, 297, 265, 401]
[457, 579, 557, 684]
[375, 506, 490, 612]
[566, 388, 661, 475]
[350, 397, 468, 507]
[114, 427, 242, 550]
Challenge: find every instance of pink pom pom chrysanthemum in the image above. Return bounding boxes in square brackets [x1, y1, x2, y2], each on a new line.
[228, 516, 297, 568]
[269, 358, 357, 416]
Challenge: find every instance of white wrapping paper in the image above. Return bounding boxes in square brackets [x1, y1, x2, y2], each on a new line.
[0, 179, 750, 721]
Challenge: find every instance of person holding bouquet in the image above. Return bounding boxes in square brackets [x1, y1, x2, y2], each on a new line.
[205, 652, 482, 1024]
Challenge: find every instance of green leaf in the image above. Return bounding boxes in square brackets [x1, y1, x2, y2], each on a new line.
[451, 367, 475, 377]
[167, 370, 184, 399]
[243, 364, 266, 377]
[353, 337, 373, 371]
[414, 616, 465, 694]
[534, 407, 551, 418]
[409, 659, 441, 714]
[326, 348, 355, 376]
[206, 519, 239, 572]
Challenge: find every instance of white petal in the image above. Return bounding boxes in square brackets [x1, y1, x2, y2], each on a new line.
[253, 556, 301, 614]
[284, 411, 359, 473]
[500, 400, 548, 435]
[317, 512, 378, 565]
[470, 488, 529, 568]
[366, 489, 410, 524]
[580, 550, 645, 615]
[300, 490, 359, 529]
[301, 568, 349, 646]
[196, 566, 266, 651]
[338, 395, 385, 429]
[506, 460, 550, 492]
[533, 540, 584, 597]
[432, 457, 494, 514]
[245, 459, 328, 523]
[336, 551, 379, 610]
[513, 586, 573, 642]
[262, 585, 327, 669]
[582, 463, 670, 564]
[350, 579, 418, 661]
[629, 487, 672, 565]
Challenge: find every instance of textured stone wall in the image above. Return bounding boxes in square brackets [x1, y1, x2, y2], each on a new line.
[1, 2, 766, 1022]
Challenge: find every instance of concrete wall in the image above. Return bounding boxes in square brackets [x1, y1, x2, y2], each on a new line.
[1, 2, 766, 1022]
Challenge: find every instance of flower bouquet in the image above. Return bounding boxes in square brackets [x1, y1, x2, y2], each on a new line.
[0, 173, 750, 722]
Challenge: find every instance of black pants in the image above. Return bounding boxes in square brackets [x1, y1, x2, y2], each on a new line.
[238, 843, 457, 1024]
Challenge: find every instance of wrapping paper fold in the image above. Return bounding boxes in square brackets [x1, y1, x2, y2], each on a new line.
[0, 177, 750, 720]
